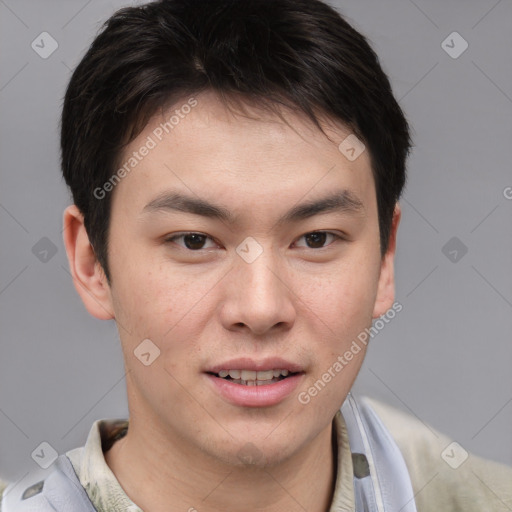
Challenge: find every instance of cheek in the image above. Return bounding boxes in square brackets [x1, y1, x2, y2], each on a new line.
[110, 250, 187, 331]
[297, 267, 377, 411]
[295, 258, 381, 401]
[305, 259, 380, 330]
[112, 263, 220, 376]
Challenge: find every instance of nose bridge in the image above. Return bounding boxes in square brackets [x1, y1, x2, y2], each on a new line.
[222, 238, 295, 334]
[237, 242, 283, 304]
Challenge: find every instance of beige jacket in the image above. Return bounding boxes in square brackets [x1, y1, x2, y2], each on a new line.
[1, 397, 511, 511]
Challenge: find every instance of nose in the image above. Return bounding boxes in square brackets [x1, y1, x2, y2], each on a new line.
[218, 247, 296, 336]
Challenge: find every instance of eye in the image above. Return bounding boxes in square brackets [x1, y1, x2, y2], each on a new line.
[293, 231, 343, 249]
[165, 230, 344, 252]
[165, 232, 218, 250]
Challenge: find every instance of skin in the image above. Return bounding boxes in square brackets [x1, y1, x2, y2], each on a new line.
[63, 89, 400, 512]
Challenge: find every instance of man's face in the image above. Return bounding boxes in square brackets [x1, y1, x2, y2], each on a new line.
[92, 91, 396, 466]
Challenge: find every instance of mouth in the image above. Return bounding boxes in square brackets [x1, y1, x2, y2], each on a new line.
[207, 368, 299, 386]
[204, 358, 305, 407]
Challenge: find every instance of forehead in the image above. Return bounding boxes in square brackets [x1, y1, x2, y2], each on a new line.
[111, 90, 375, 216]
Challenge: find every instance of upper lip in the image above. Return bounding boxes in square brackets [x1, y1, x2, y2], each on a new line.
[205, 357, 304, 374]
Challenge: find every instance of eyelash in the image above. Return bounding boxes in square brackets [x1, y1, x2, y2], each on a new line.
[164, 231, 345, 251]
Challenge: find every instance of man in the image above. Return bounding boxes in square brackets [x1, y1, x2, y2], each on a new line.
[2, 0, 511, 510]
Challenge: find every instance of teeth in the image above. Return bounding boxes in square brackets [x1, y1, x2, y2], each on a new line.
[241, 370, 257, 381]
[256, 370, 274, 381]
[232, 377, 284, 386]
[216, 369, 294, 383]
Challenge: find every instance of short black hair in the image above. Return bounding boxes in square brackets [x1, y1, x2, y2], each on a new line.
[61, 0, 412, 284]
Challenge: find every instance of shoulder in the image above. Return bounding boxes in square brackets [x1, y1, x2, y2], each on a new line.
[363, 396, 512, 512]
[0, 418, 128, 511]
[0, 476, 47, 511]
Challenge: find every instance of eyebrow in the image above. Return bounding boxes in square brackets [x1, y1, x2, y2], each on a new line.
[141, 189, 364, 226]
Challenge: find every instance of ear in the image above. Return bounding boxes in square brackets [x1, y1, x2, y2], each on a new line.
[372, 203, 401, 318]
[62, 205, 115, 320]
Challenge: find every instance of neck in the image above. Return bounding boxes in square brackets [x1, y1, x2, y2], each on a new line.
[105, 415, 337, 512]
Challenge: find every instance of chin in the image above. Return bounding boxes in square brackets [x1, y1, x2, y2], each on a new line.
[215, 435, 302, 469]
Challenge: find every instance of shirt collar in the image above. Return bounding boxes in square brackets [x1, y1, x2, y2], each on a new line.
[66, 411, 355, 511]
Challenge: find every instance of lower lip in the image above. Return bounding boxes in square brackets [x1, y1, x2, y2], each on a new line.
[205, 373, 304, 407]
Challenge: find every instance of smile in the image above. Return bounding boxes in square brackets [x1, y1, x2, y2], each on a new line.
[213, 369, 294, 386]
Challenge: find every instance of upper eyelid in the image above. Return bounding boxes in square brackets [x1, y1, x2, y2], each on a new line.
[166, 230, 344, 247]
[166, 232, 218, 242]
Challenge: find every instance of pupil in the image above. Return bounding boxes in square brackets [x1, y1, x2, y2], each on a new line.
[184, 234, 206, 250]
[306, 232, 326, 248]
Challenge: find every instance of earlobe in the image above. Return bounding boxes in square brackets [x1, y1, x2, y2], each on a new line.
[372, 203, 401, 319]
[62, 205, 115, 320]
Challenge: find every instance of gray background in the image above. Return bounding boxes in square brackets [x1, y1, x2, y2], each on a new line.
[1, 0, 511, 491]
